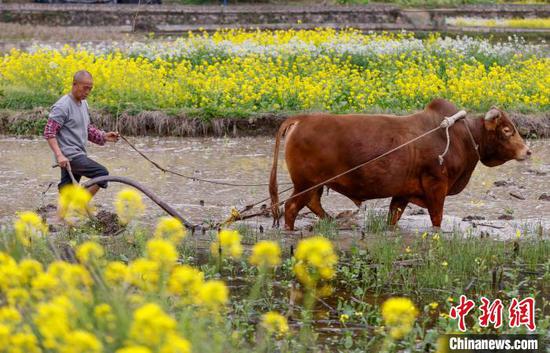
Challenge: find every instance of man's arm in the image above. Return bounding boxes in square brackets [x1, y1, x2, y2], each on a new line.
[88, 125, 120, 144]
[85, 100, 119, 144]
[46, 137, 69, 168]
[44, 119, 69, 168]
[88, 125, 106, 145]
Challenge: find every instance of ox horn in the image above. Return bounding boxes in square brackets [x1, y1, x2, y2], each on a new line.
[484, 107, 500, 121]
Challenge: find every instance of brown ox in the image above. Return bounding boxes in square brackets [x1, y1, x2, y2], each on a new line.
[269, 99, 531, 231]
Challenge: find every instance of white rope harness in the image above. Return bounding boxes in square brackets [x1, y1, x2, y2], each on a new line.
[438, 110, 467, 165]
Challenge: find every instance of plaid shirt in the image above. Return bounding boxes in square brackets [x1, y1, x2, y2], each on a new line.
[44, 119, 106, 145]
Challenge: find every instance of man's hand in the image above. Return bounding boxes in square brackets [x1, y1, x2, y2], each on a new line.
[105, 131, 120, 143]
[56, 153, 69, 168]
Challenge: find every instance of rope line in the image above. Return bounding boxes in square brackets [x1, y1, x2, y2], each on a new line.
[120, 135, 292, 187]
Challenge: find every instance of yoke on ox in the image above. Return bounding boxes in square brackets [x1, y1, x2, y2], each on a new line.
[269, 99, 531, 231]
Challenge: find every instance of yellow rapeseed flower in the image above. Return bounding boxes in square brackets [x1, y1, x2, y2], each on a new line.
[249, 240, 281, 268]
[14, 211, 48, 246]
[30, 272, 60, 300]
[8, 332, 41, 353]
[1, 32, 548, 114]
[129, 303, 176, 348]
[167, 265, 204, 301]
[128, 294, 146, 307]
[6, 288, 31, 307]
[317, 284, 334, 298]
[154, 217, 187, 244]
[0, 306, 21, 325]
[47, 261, 93, 290]
[114, 188, 145, 225]
[58, 184, 93, 224]
[159, 333, 192, 353]
[0, 252, 19, 292]
[381, 297, 419, 340]
[0, 324, 9, 346]
[34, 296, 75, 349]
[127, 259, 159, 292]
[261, 311, 289, 338]
[18, 258, 44, 286]
[146, 238, 178, 270]
[104, 261, 129, 287]
[197, 280, 229, 309]
[210, 229, 242, 259]
[76, 241, 104, 264]
[59, 330, 102, 353]
[116, 346, 153, 353]
[94, 303, 116, 329]
[293, 236, 338, 287]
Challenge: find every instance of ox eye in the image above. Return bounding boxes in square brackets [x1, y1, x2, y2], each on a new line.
[502, 126, 513, 137]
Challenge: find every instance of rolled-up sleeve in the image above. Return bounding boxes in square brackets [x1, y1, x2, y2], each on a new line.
[44, 102, 67, 139]
[88, 125, 106, 145]
[44, 119, 62, 139]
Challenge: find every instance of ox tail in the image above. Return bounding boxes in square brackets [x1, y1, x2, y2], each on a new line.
[269, 118, 296, 228]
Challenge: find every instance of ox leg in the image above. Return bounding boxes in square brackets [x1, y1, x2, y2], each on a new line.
[307, 187, 330, 220]
[388, 197, 409, 226]
[421, 176, 448, 228]
[285, 189, 313, 231]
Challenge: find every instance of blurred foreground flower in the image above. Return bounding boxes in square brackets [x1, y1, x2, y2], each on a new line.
[168, 265, 204, 302]
[146, 238, 178, 270]
[196, 280, 229, 309]
[293, 236, 337, 287]
[210, 229, 242, 259]
[14, 211, 48, 246]
[261, 311, 289, 338]
[104, 261, 129, 287]
[129, 303, 176, 347]
[114, 188, 145, 225]
[381, 297, 419, 339]
[58, 185, 93, 224]
[154, 217, 186, 244]
[76, 241, 104, 264]
[249, 240, 281, 268]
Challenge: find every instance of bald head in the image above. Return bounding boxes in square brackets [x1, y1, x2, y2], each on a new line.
[71, 70, 93, 102]
[73, 70, 92, 83]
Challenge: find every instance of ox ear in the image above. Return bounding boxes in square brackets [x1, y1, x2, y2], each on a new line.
[483, 107, 501, 131]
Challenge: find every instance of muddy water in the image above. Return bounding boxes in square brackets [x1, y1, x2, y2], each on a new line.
[1, 136, 549, 238]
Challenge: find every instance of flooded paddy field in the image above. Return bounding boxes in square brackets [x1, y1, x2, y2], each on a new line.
[1, 137, 549, 352]
[1, 136, 549, 240]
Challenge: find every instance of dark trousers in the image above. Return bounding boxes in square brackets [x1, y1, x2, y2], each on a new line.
[58, 154, 109, 190]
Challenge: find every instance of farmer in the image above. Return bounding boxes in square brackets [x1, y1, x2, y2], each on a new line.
[44, 70, 119, 197]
